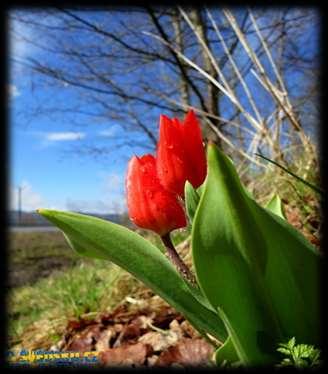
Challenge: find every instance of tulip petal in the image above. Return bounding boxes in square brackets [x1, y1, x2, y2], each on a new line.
[126, 156, 155, 231]
[156, 111, 207, 197]
[182, 110, 207, 188]
[126, 153, 187, 236]
[157, 115, 188, 196]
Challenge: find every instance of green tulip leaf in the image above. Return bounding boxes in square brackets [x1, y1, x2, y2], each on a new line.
[192, 144, 320, 366]
[184, 181, 201, 224]
[265, 194, 285, 219]
[215, 335, 239, 367]
[37, 209, 227, 343]
[196, 183, 205, 196]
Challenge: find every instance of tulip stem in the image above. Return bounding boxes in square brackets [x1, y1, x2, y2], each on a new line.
[161, 233, 197, 286]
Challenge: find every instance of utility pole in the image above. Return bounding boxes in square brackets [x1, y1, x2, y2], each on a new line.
[18, 185, 22, 225]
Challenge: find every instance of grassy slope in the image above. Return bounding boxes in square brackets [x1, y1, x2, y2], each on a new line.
[7, 229, 189, 350]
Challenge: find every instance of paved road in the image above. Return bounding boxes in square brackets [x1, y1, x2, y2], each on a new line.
[9, 226, 60, 233]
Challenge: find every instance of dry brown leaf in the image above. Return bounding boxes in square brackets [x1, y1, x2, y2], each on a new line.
[95, 327, 115, 351]
[147, 354, 160, 366]
[180, 320, 200, 339]
[151, 307, 183, 329]
[309, 235, 320, 247]
[138, 330, 179, 352]
[66, 317, 94, 332]
[99, 342, 153, 367]
[133, 315, 154, 330]
[113, 321, 141, 347]
[155, 338, 214, 367]
[285, 206, 302, 229]
[65, 324, 101, 351]
[113, 323, 124, 334]
[169, 319, 183, 337]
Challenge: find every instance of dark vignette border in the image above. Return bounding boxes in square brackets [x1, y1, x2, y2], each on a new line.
[1, 1, 327, 372]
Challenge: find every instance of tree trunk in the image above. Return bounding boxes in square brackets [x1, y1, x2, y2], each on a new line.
[172, 10, 190, 107]
[189, 9, 221, 146]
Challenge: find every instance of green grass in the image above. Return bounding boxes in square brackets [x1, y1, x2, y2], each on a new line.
[8, 259, 142, 348]
[243, 160, 321, 243]
[9, 231, 79, 288]
[7, 231, 143, 350]
[10, 231, 75, 263]
[7, 226, 191, 350]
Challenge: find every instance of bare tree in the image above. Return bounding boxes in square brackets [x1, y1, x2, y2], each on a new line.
[9, 6, 318, 167]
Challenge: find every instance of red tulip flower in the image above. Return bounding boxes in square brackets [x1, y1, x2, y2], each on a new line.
[156, 110, 207, 197]
[126, 154, 187, 236]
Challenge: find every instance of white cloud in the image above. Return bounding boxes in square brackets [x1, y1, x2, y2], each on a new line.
[103, 173, 122, 191]
[98, 125, 120, 138]
[99, 129, 115, 137]
[28, 131, 86, 149]
[67, 171, 127, 214]
[10, 181, 70, 212]
[63, 170, 127, 214]
[45, 132, 86, 142]
[65, 198, 124, 214]
[10, 15, 33, 59]
[8, 84, 21, 98]
[10, 181, 45, 211]
[101, 172, 126, 214]
[9, 12, 42, 78]
[10, 11, 62, 69]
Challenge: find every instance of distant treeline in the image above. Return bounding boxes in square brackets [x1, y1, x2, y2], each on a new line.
[9, 211, 123, 226]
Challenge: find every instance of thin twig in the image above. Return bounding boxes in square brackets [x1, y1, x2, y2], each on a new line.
[206, 8, 263, 125]
[204, 118, 264, 167]
[255, 152, 323, 195]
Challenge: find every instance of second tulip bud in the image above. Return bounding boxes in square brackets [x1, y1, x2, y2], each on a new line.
[156, 110, 207, 197]
[126, 154, 187, 236]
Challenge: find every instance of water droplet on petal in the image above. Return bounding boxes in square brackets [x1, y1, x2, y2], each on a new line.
[146, 190, 154, 199]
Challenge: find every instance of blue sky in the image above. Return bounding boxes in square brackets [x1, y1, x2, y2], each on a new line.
[8, 19, 135, 214]
[8, 9, 164, 214]
[9, 98, 130, 213]
[8, 8, 319, 214]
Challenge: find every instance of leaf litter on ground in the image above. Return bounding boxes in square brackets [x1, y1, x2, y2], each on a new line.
[52, 294, 215, 367]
